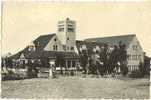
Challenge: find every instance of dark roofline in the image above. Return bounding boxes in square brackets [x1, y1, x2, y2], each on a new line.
[38, 33, 56, 37]
[85, 34, 136, 40]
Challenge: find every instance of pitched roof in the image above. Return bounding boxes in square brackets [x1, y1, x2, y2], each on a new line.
[85, 34, 136, 48]
[33, 33, 56, 51]
[9, 48, 41, 59]
[9, 51, 22, 59]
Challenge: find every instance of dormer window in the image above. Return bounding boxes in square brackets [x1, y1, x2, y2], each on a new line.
[28, 41, 36, 51]
[28, 45, 35, 52]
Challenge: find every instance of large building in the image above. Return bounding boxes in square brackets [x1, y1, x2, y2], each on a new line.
[10, 18, 144, 72]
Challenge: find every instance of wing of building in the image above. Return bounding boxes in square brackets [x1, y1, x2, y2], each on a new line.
[10, 33, 79, 69]
[85, 34, 144, 71]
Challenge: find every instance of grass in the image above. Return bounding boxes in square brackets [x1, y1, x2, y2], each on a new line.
[1, 76, 150, 99]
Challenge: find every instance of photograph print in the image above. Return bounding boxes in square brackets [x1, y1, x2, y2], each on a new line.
[1, 1, 151, 99]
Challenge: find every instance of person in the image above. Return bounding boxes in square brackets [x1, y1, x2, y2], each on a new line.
[51, 64, 56, 78]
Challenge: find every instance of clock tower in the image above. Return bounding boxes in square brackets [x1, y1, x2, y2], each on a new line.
[57, 18, 76, 52]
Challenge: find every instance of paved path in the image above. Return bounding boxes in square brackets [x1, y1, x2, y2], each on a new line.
[2, 76, 150, 99]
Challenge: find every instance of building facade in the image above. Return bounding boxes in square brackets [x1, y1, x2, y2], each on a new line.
[9, 18, 144, 72]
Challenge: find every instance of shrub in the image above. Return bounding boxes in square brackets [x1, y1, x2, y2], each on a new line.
[121, 65, 128, 76]
[2, 70, 18, 81]
[129, 70, 143, 78]
[2, 69, 28, 81]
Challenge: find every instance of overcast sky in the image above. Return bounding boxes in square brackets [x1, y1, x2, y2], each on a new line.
[2, 2, 151, 56]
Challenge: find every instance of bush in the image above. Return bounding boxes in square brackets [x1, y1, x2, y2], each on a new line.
[129, 70, 144, 78]
[121, 65, 128, 76]
[2, 70, 19, 81]
[2, 69, 28, 81]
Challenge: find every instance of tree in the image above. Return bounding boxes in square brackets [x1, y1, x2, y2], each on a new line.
[56, 53, 65, 75]
[40, 58, 49, 67]
[109, 45, 119, 74]
[118, 42, 128, 76]
[80, 49, 89, 74]
[99, 44, 108, 74]
[143, 55, 150, 75]
[138, 61, 146, 77]
[5, 58, 13, 68]
[27, 59, 39, 78]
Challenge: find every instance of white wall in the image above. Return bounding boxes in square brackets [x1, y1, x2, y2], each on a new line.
[127, 36, 144, 71]
[44, 35, 64, 51]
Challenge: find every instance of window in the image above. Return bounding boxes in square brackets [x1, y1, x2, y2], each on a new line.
[138, 55, 141, 59]
[63, 45, 66, 50]
[132, 55, 138, 60]
[129, 55, 132, 60]
[127, 55, 131, 60]
[134, 55, 137, 60]
[58, 25, 64, 27]
[58, 28, 64, 32]
[68, 24, 73, 27]
[67, 46, 69, 50]
[53, 45, 56, 50]
[58, 21, 64, 24]
[53, 45, 58, 51]
[67, 37, 69, 40]
[56, 45, 58, 51]
[68, 28, 74, 32]
[132, 55, 135, 60]
[71, 46, 74, 50]
[54, 38, 57, 41]
[72, 61, 75, 67]
[67, 60, 71, 68]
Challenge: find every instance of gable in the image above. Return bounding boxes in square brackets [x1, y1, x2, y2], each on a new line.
[127, 36, 144, 53]
[20, 53, 25, 59]
[44, 35, 64, 51]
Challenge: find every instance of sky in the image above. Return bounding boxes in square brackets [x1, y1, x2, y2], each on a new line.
[2, 1, 151, 57]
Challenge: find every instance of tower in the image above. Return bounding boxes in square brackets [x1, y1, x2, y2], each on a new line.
[57, 18, 76, 52]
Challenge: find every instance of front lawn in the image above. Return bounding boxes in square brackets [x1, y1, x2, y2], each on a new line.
[1, 76, 150, 99]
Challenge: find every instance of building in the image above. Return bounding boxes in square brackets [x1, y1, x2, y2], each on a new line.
[9, 18, 144, 73]
[85, 34, 144, 71]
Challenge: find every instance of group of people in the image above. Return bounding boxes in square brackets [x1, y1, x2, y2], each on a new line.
[79, 42, 128, 77]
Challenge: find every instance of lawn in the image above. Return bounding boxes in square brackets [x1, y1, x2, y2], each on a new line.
[1, 76, 150, 99]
